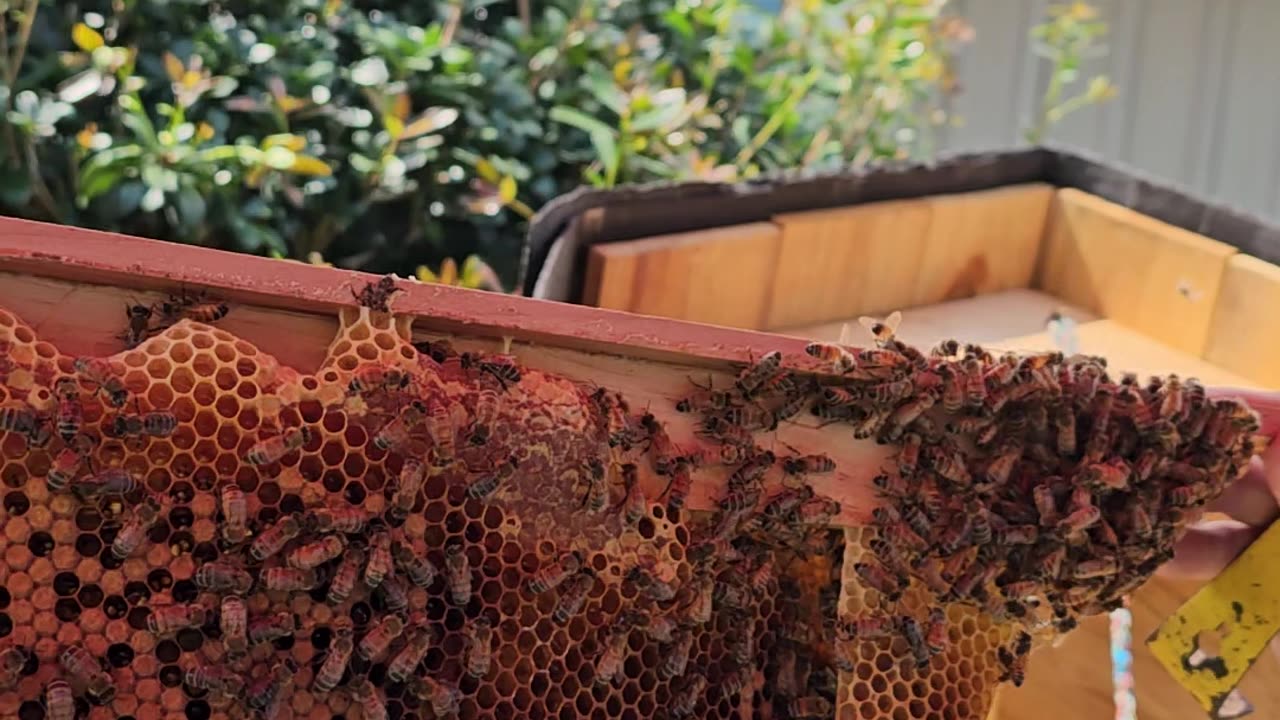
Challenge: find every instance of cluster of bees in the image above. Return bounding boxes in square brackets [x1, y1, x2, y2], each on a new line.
[798, 314, 1261, 685]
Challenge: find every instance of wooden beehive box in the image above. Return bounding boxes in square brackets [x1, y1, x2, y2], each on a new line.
[524, 148, 1280, 719]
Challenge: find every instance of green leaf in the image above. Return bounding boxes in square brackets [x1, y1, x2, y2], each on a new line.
[582, 66, 628, 116]
[78, 145, 144, 204]
[631, 88, 687, 132]
[550, 106, 619, 184]
[401, 107, 459, 140]
[175, 186, 207, 229]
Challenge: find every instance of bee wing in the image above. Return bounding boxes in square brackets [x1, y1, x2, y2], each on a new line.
[856, 315, 878, 336]
[883, 310, 902, 333]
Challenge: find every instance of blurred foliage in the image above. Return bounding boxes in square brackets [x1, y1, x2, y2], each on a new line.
[1025, 1, 1116, 144]
[416, 254, 504, 292]
[0, 0, 971, 290]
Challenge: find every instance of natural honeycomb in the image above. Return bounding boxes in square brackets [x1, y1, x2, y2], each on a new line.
[0, 302, 834, 720]
[0, 295, 1260, 720]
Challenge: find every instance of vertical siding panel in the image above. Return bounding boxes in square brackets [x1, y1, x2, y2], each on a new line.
[946, 0, 1036, 148]
[1099, 0, 1144, 160]
[1186, 1, 1234, 194]
[1125, 1, 1207, 178]
[1208, 0, 1280, 216]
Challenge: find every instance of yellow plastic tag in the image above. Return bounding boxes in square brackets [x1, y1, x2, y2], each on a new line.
[1147, 520, 1280, 718]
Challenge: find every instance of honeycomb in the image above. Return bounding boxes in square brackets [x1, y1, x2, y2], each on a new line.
[0, 295, 1259, 720]
[0, 300, 840, 720]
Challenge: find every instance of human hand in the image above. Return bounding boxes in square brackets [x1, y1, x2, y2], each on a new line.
[1160, 387, 1280, 580]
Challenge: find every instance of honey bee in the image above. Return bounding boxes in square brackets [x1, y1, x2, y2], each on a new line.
[854, 561, 906, 601]
[458, 352, 522, 391]
[955, 359, 984, 409]
[553, 569, 595, 624]
[378, 573, 410, 612]
[717, 403, 777, 432]
[782, 453, 836, 476]
[675, 379, 732, 413]
[243, 426, 312, 466]
[353, 678, 387, 720]
[110, 408, 179, 442]
[219, 484, 248, 544]
[998, 643, 1029, 686]
[792, 495, 842, 525]
[213, 595, 249, 657]
[348, 363, 411, 396]
[313, 626, 354, 692]
[1117, 386, 1155, 433]
[1078, 459, 1130, 491]
[147, 602, 208, 635]
[387, 625, 433, 683]
[528, 550, 583, 594]
[157, 289, 230, 324]
[699, 414, 755, 447]
[627, 560, 678, 602]
[246, 659, 294, 710]
[373, 403, 424, 452]
[879, 520, 929, 554]
[61, 644, 114, 703]
[389, 540, 436, 589]
[44, 447, 83, 493]
[45, 679, 75, 720]
[860, 310, 902, 347]
[363, 530, 393, 589]
[881, 393, 936, 442]
[194, 560, 254, 595]
[424, 399, 457, 462]
[926, 444, 972, 488]
[937, 513, 973, 554]
[1058, 503, 1102, 534]
[184, 664, 244, 696]
[734, 350, 782, 397]
[327, 548, 366, 605]
[1168, 485, 1209, 507]
[788, 696, 834, 719]
[51, 379, 82, 444]
[357, 614, 405, 661]
[1032, 483, 1059, 527]
[837, 614, 894, 640]
[445, 543, 472, 605]
[287, 535, 346, 570]
[675, 572, 713, 627]
[899, 615, 931, 668]
[984, 440, 1022, 486]
[670, 673, 706, 718]
[249, 515, 302, 561]
[618, 464, 647, 524]
[940, 365, 966, 413]
[1072, 558, 1119, 580]
[309, 505, 372, 535]
[463, 616, 494, 679]
[0, 646, 25, 690]
[993, 524, 1038, 545]
[727, 451, 774, 490]
[658, 630, 694, 680]
[0, 405, 46, 445]
[467, 455, 518, 500]
[895, 432, 923, 477]
[409, 675, 461, 718]
[73, 356, 128, 407]
[263, 567, 320, 592]
[111, 494, 166, 560]
[805, 341, 856, 373]
[351, 275, 400, 313]
[70, 467, 137, 499]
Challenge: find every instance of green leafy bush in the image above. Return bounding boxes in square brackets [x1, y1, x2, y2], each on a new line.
[0, 0, 971, 288]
